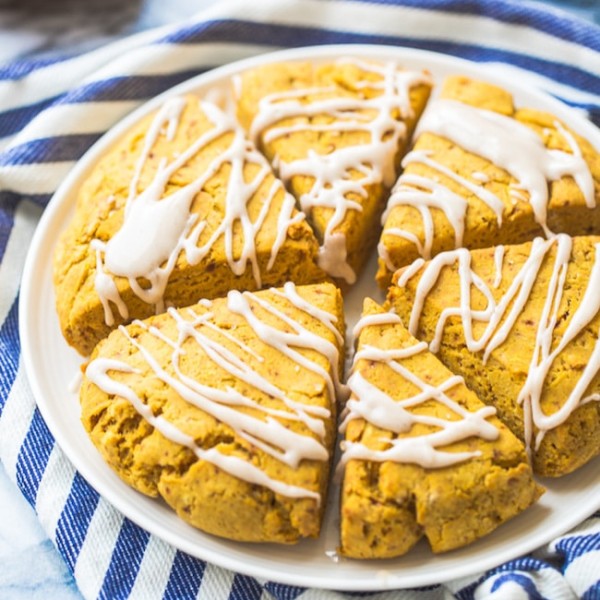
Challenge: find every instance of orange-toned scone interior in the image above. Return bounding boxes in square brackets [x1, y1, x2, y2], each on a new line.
[54, 94, 327, 356]
[387, 235, 600, 477]
[339, 299, 541, 558]
[377, 75, 600, 288]
[80, 282, 345, 544]
[236, 60, 432, 285]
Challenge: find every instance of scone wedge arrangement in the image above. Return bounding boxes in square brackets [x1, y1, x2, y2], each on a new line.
[52, 56, 600, 557]
[237, 60, 432, 284]
[81, 283, 345, 544]
[339, 300, 542, 558]
[387, 235, 600, 478]
[54, 94, 328, 356]
[377, 75, 600, 288]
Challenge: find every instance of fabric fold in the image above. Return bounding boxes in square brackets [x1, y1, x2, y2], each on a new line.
[0, 1, 599, 598]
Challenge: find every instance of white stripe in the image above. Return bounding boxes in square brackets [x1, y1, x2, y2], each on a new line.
[128, 536, 177, 600]
[74, 497, 124, 600]
[0, 360, 37, 480]
[86, 41, 271, 80]
[0, 198, 42, 324]
[196, 562, 235, 600]
[207, 0, 600, 77]
[34, 444, 76, 541]
[10, 101, 138, 146]
[0, 161, 75, 195]
[564, 550, 600, 597]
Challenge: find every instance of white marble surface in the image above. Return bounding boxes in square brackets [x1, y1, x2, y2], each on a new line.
[0, 462, 82, 599]
[0, 1, 597, 599]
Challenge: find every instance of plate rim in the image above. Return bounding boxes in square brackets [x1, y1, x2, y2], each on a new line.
[19, 43, 600, 591]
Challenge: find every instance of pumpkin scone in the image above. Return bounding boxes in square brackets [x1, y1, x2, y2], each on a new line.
[54, 94, 327, 356]
[339, 299, 541, 559]
[377, 75, 600, 288]
[80, 282, 345, 543]
[236, 60, 432, 285]
[387, 235, 600, 477]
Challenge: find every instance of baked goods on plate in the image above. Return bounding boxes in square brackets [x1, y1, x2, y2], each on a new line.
[387, 235, 600, 477]
[80, 282, 345, 543]
[19, 46, 600, 589]
[340, 299, 541, 558]
[377, 75, 600, 288]
[237, 60, 432, 284]
[54, 94, 327, 356]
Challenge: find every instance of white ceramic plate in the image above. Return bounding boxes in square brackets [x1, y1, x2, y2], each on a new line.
[20, 45, 600, 591]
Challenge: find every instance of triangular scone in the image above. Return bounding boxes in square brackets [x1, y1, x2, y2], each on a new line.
[377, 75, 600, 288]
[387, 235, 600, 477]
[54, 95, 327, 356]
[236, 60, 432, 284]
[340, 299, 541, 558]
[80, 282, 345, 544]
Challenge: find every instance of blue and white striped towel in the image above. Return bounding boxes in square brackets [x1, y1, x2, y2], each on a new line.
[1, 0, 599, 598]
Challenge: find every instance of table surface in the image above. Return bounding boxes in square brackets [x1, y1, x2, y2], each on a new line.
[0, 0, 598, 598]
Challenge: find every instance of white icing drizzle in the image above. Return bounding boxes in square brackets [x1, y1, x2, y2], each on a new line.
[379, 100, 595, 273]
[339, 316, 498, 470]
[401, 150, 505, 224]
[248, 60, 431, 284]
[415, 99, 594, 236]
[383, 173, 468, 260]
[379, 148, 504, 270]
[85, 283, 344, 503]
[398, 234, 600, 453]
[93, 96, 302, 324]
[87, 358, 320, 503]
[227, 288, 347, 401]
[471, 171, 489, 183]
[351, 310, 402, 339]
[493, 245, 505, 288]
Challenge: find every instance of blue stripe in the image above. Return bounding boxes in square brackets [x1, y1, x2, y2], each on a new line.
[163, 551, 205, 600]
[54, 471, 101, 571]
[0, 70, 207, 141]
[0, 54, 75, 82]
[0, 0, 596, 86]
[98, 518, 150, 600]
[346, 0, 600, 52]
[555, 531, 600, 564]
[155, 20, 600, 95]
[582, 579, 600, 600]
[0, 134, 102, 166]
[0, 97, 56, 138]
[491, 572, 545, 599]
[55, 70, 206, 104]
[228, 573, 264, 600]
[0, 192, 17, 263]
[15, 407, 55, 506]
[0, 298, 20, 416]
[456, 557, 553, 600]
[263, 582, 306, 600]
[0, 190, 52, 210]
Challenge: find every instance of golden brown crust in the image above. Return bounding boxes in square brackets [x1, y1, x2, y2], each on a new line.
[377, 75, 600, 288]
[80, 283, 345, 543]
[387, 236, 600, 477]
[340, 299, 542, 558]
[237, 61, 432, 281]
[54, 95, 327, 356]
